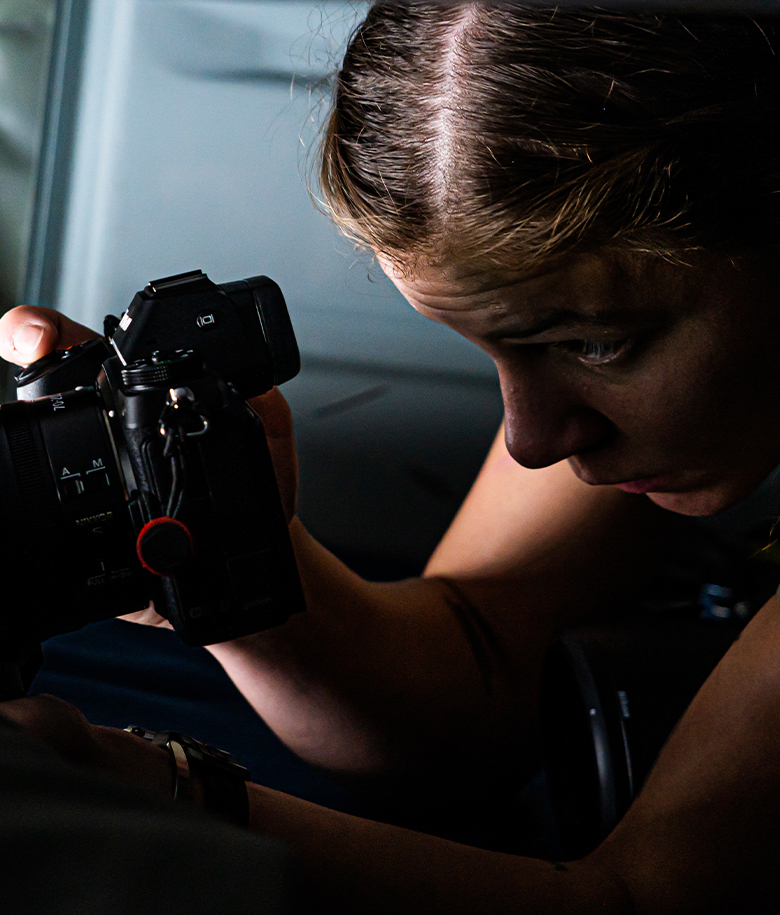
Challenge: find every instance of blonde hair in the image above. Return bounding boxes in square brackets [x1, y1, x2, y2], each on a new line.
[319, 5, 780, 273]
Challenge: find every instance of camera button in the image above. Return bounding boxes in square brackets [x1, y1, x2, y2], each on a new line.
[83, 468, 111, 493]
[60, 474, 85, 497]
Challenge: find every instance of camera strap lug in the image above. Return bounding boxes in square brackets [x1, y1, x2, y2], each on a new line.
[159, 387, 210, 445]
[155, 387, 208, 520]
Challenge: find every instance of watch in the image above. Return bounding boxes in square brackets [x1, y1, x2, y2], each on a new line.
[125, 726, 250, 827]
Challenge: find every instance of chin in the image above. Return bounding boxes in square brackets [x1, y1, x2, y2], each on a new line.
[646, 483, 755, 517]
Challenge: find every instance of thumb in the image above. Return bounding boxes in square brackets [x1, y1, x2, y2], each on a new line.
[0, 305, 98, 366]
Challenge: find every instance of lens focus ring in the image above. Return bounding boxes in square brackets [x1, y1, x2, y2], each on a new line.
[2, 403, 57, 527]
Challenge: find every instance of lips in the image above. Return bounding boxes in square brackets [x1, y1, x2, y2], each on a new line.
[612, 477, 674, 494]
[569, 460, 682, 493]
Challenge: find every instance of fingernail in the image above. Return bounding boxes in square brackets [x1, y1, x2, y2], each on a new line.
[12, 322, 46, 356]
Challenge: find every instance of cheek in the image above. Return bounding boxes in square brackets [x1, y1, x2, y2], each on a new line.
[611, 332, 780, 472]
[585, 336, 731, 445]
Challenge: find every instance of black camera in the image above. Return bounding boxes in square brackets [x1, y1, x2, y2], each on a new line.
[0, 269, 306, 696]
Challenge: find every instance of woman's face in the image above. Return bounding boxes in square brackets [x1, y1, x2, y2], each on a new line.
[379, 250, 780, 516]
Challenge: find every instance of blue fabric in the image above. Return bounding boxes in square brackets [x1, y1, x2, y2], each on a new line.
[31, 618, 359, 813]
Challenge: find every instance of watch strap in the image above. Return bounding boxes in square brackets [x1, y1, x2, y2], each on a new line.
[163, 735, 191, 801]
[125, 727, 249, 826]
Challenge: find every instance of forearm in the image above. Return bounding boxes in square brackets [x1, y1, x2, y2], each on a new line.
[246, 780, 635, 915]
[208, 519, 551, 775]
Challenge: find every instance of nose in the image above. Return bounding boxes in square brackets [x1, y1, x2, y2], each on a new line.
[497, 361, 612, 469]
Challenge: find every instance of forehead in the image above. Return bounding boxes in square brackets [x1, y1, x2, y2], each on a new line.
[379, 251, 669, 322]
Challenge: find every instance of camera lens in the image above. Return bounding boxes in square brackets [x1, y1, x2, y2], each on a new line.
[0, 389, 145, 654]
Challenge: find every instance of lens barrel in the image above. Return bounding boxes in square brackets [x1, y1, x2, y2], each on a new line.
[0, 389, 145, 654]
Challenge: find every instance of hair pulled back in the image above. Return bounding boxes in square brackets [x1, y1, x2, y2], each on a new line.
[319, 3, 780, 273]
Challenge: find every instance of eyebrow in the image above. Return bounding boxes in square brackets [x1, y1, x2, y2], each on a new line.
[483, 307, 657, 341]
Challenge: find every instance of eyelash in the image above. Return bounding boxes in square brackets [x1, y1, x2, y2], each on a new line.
[552, 338, 630, 365]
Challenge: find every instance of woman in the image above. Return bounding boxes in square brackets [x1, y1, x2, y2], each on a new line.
[2, 6, 780, 912]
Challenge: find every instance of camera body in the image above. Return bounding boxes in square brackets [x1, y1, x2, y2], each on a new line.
[1, 270, 305, 692]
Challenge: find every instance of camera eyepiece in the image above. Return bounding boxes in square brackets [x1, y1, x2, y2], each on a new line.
[110, 270, 299, 398]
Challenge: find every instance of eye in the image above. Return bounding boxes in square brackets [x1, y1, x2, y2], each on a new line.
[553, 338, 629, 365]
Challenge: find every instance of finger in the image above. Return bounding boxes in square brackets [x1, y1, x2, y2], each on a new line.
[118, 599, 172, 630]
[0, 694, 100, 765]
[118, 607, 173, 629]
[247, 387, 298, 523]
[0, 305, 99, 366]
[247, 386, 294, 440]
[0, 693, 82, 729]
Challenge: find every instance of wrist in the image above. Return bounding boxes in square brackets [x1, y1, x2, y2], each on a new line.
[97, 724, 173, 794]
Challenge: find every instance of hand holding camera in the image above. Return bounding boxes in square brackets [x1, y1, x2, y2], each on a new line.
[0, 270, 306, 698]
